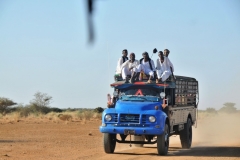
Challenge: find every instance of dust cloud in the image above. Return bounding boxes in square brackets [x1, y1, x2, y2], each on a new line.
[170, 113, 240, 147]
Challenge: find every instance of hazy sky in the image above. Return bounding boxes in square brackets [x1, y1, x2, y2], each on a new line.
[1, 0, 240, 110]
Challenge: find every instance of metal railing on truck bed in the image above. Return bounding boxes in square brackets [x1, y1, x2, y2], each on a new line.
[175, 76, 198, 107]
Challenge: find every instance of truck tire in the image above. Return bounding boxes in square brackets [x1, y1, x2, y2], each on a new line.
[179, 118, 192, 149]
[133, 135, 145, 147]
[157, 123, 169, 155]
[103, 133, 116, 153]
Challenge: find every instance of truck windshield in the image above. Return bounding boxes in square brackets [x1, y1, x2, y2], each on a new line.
[120, 95, 160, 102]
[119, 88, 160, 102]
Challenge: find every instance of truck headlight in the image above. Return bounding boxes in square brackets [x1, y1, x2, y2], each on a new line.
[105, 114, 112, 121]
[149, 116, 156, 122]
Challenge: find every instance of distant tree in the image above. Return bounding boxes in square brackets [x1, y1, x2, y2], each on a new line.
[30, 92, 52, 108]
[206, 107, 217, 114]
[0, 97, 17, 114]
[219, 102, 237, 113]
[28, 92, 53, 114]
[94, 107, 104, 113]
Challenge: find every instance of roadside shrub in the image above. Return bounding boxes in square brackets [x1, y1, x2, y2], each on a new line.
[58, 114, 72, 121]
[16, 105, 31, 117]
[64, 108, 79, 112]
[82, 110, 94, 120]
[93, 113, 102, 120]
[76, 110, 84, 120]
[94, 107, 104, 113]
[206, 108, 217, 114]
[16, 104, 52, 117]
[50, 107, 62, 113]
[30, 104, 51, 114]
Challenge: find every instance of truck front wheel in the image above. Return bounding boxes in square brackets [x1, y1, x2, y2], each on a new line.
[103, 133, 116, 153]
[157, 124, 169, 155]
[179, 118, 192, 149]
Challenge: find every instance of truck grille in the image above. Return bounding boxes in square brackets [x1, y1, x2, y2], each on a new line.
[142, 115, 147, 124]
[120, 114, 139, 123]
[113, 114, 118, 122]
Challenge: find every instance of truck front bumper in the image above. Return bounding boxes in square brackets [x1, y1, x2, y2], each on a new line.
[99, 124, 164, 135]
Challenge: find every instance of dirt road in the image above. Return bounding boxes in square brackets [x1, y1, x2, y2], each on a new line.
[0, 114, 240, 160]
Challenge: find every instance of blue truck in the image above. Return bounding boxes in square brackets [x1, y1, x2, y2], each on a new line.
[99, 76, 199, 155]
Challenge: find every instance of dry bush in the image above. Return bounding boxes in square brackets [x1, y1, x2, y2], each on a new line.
[197, 111, 218, 120]
[0, 108, 98, 123]
[76, 111, 84, 120]
[94, 107, 104, 113]
[60, 111, 78, 120]
[45, 112, 58, 120]
[206, 108, 217, 114]
[27, 113, 41, 118]
[11, 112, 21, 122]
[75, 110, 94, 120]
[0, 112, 21, 122]
[58, 114, 72, 121]
[82, 110, 94, 120]
[16, 104, 41, 117]
[0, 113, 3, 119]
[93, 113, 102, 120]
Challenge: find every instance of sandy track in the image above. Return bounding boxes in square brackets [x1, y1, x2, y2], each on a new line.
[0, 114, 240, 160]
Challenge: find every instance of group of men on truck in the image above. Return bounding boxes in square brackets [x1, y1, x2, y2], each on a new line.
[115, 49, 174, 84]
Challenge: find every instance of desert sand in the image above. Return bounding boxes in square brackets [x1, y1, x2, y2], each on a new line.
[0, 113, 240, 160]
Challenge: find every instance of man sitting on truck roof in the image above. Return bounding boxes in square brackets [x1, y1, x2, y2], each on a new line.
[121, 53, 140, 83]
[139, 52, 156, 83]
[156, 51, 164, 83]
[156, 49, 174, 83]
[115, 49, 128, 75]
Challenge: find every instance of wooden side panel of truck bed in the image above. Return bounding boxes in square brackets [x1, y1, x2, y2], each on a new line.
[168, 106, 196, 126]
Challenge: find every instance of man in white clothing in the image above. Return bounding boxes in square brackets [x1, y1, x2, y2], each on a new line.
[156, 51, 164, 83]
[115, 49, 128, 74]
[156, 49, 174, 83]
[139, 52, 156, 83]
[121, 53, 140, 83]
[164, 49, 174, 72]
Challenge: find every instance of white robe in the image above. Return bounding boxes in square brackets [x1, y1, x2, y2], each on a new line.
[115, 57, 128, 74]
[167, 57, 174, 72]
[120, 60, 139, 79]
[159, 56, 174, 81]
[156, 58, 164, 79]
[139, 59, 156, 77]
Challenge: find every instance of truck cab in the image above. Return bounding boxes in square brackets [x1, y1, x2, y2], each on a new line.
[99, 76, 199, 155]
